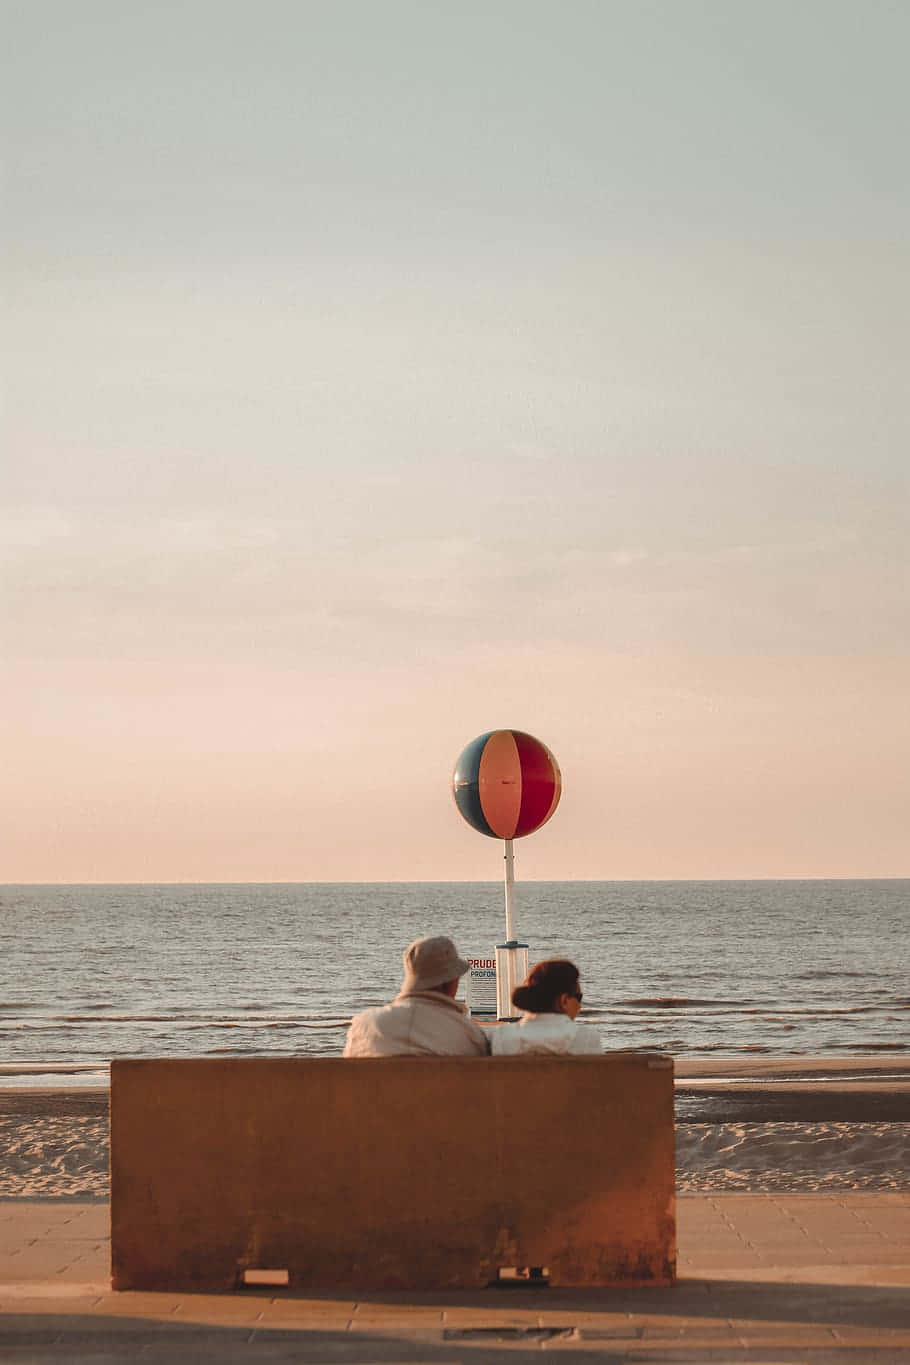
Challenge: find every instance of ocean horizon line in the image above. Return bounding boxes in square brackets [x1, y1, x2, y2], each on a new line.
[3, 876, 908, 889]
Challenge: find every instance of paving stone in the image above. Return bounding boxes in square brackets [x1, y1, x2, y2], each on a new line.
[352, 1309, 445, 1327]
[84, 1295, 181, 1319]
[436, 1307, 545, 1326]
[261, 1298, 357, 1320]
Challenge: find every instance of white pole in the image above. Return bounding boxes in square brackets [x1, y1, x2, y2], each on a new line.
[503, 838, 516, 943]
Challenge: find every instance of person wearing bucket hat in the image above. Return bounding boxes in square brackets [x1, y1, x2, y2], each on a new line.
[343, 935, 490, 1057]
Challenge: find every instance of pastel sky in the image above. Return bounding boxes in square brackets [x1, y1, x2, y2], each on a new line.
[3, 1, 908, 882]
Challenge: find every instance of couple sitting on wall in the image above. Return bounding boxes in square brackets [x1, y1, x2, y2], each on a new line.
[343, 935, 601, 1058]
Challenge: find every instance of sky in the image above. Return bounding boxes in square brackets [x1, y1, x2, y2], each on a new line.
[2, 0, 908, 882]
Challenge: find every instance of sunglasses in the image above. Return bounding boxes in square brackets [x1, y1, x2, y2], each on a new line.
[569, 990, 583, 1003]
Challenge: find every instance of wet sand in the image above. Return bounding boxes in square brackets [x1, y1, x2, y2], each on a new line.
[675, 1054, 910, 1122]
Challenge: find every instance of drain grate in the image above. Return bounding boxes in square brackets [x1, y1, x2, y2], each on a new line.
[444, 1327, 577, 1342]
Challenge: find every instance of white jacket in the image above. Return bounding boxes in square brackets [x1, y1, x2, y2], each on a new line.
[343, 990, 489, 1058]
[488, 1012, 602, 1056]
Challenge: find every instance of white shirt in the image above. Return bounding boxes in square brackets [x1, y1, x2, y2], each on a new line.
[487, 1012, 603, 1056]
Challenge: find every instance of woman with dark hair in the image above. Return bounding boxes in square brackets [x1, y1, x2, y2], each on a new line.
[489, 959, 602, 1055]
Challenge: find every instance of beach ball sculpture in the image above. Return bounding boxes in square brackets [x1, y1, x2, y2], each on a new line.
[452, 730, 562, 1019]
[451, 729, 561, 841]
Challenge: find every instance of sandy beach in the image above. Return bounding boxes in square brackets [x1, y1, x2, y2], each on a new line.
[0, 1056, 907, 1201]
[675, 1056, 910, 1192]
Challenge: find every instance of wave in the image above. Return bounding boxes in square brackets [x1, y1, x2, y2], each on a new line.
[826, 1040, 908, 1052]
[207, 1045, 284, 1056]
[796, 969, 873, 981]
[606, 1000, 896, 1017]
[0, 1063, 108, 1075]
[615, 997, 747, 1009]
[9, 1012, 336, 1025]
[0, 1014, 352, 1033]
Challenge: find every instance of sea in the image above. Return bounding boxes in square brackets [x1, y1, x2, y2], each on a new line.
[1, 881, 907, 1088]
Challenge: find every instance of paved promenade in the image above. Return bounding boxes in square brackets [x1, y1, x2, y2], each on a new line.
[1, 1195, 909, 1362]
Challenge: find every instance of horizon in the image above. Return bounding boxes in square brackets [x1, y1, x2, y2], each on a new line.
[5, 875, 908, 888]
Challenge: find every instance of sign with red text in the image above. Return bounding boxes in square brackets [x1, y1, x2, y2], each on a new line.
[464, 955, 497, 1017]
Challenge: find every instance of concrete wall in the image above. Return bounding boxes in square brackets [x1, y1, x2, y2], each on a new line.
[110, 1054, 675, 1291]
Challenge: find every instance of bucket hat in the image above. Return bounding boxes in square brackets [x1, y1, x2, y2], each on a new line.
[401, 935, 469, 992]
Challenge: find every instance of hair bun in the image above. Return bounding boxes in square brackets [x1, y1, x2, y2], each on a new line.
[510, 959, 581, 1015]
[511, 983, 542, 1012]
